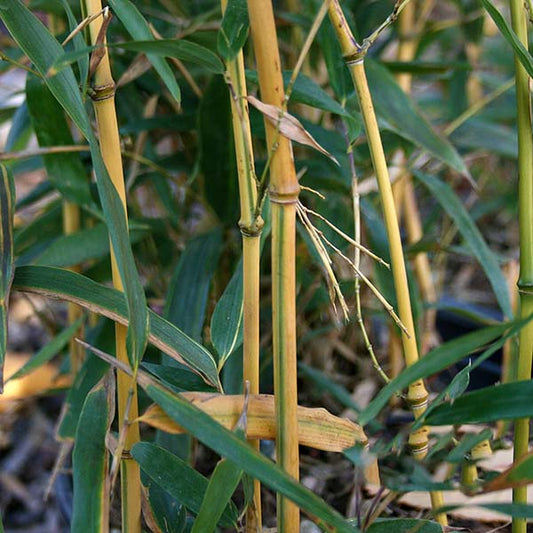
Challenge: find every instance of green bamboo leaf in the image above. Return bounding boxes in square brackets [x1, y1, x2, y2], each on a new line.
[480, 0, 533, 79]
[141, 383, 358, 532]
[132, 442, 239, 528]
[367, 518, 442, 533]
[358, 322, 511, 426]
[12, 266, 220, 388]
[72, 375, 113, 532]
[218, 0, 249, 60]
[25, 74, 92, 205]
[210, 260, 243, 366]
[142, 362, 216, 393]
[415, 171, 512, 318]
[246, 70, 351, 117]
[59, 0, 89, 95]
[58, 348, 110, 440]
[439, 503, 533, 518]
[0, 164, 14, 390]
[200, 77, 238, 223]
[191, 457, 243, 533]
[144, 478, 187, 533]
[166, 229, 222, 343]
[426, 380, 533, 425]
[34, 223, 146, 268]
[7, 316, 83, 382]
[107, 0, 181, 102]
[450, 119, 517, 160]
[0, 1, 149, 368]
[116, 40, 224, 74]
[445, 429, 493, 463]
[364, 59, 468, 175]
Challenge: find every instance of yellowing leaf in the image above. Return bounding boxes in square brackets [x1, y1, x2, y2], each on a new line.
[247, 95, 339, 165]
[137, 392, 365, 452]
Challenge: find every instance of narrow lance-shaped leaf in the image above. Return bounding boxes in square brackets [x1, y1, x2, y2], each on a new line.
[166, 229, 222, 344]
[0, 164, 15, 390]
[211, 259, 243, 367]
[132, 442, 239, 528]
[0, 1, 149, 367]
[425, 380, 533, 426]
[218, 0, 249, 60]
[12, 265, 220, 388]
[115, 40, 224, 74]
[480, 0, 533, 79]
[364, 59, 468, 175]
[415, 171, 512, 318]
[107, 0, 180, 103]
[7, 316, 84, 382]
[72, 374, 114, 532]
[192, 453, 243, 533]
[25, 74, 92, 205]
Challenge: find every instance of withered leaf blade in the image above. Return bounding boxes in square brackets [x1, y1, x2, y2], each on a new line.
[247, 95, 339, 165]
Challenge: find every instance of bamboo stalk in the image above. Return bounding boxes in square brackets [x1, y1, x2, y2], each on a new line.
[509, 1, 533, 532]
[327, 2, 446, 524]
[85, 3, 141, 532]
[62, 201, 84, 374]
[247, 1, 300, 530]
[222, 0, 264, 527]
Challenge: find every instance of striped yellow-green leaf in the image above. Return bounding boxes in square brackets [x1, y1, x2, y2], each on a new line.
[12, 265, 220, 388]
[72, 374, 113, 532]
[0, 164, 14, 390]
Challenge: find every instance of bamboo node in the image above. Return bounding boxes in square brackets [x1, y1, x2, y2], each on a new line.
[344, 53, 366, 66]
[517, 281, 533, 295]
[89, 82, 116, 101]
[239, 216, 264, 237]
[268, 189, 300, 204]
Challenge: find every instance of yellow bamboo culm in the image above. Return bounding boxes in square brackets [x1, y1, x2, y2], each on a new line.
[327, 1, 447, 525]
[63, 201, 85, 374]
[247, 1, 300, 531]
[222, 0, 264, 527]
[85, 3, 141, 532]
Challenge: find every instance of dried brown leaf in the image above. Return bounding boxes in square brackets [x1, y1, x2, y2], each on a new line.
[247, 95, 339, 165]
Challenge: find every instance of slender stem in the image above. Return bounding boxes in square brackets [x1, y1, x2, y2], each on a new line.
[222, 0, 263, 527]
[328, 2, 449, 523]
[510, 1, 533, 532]
[85, 2, 141, 531]
[247, 1, 300, 530]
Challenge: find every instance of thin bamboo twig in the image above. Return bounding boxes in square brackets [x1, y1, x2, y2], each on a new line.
[510, 1, 533, 532]
[85, 2, 141, 531]
[247, 0, 301, 529]
[345, 126, 391, 384]
[327, 1, 447, 524]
